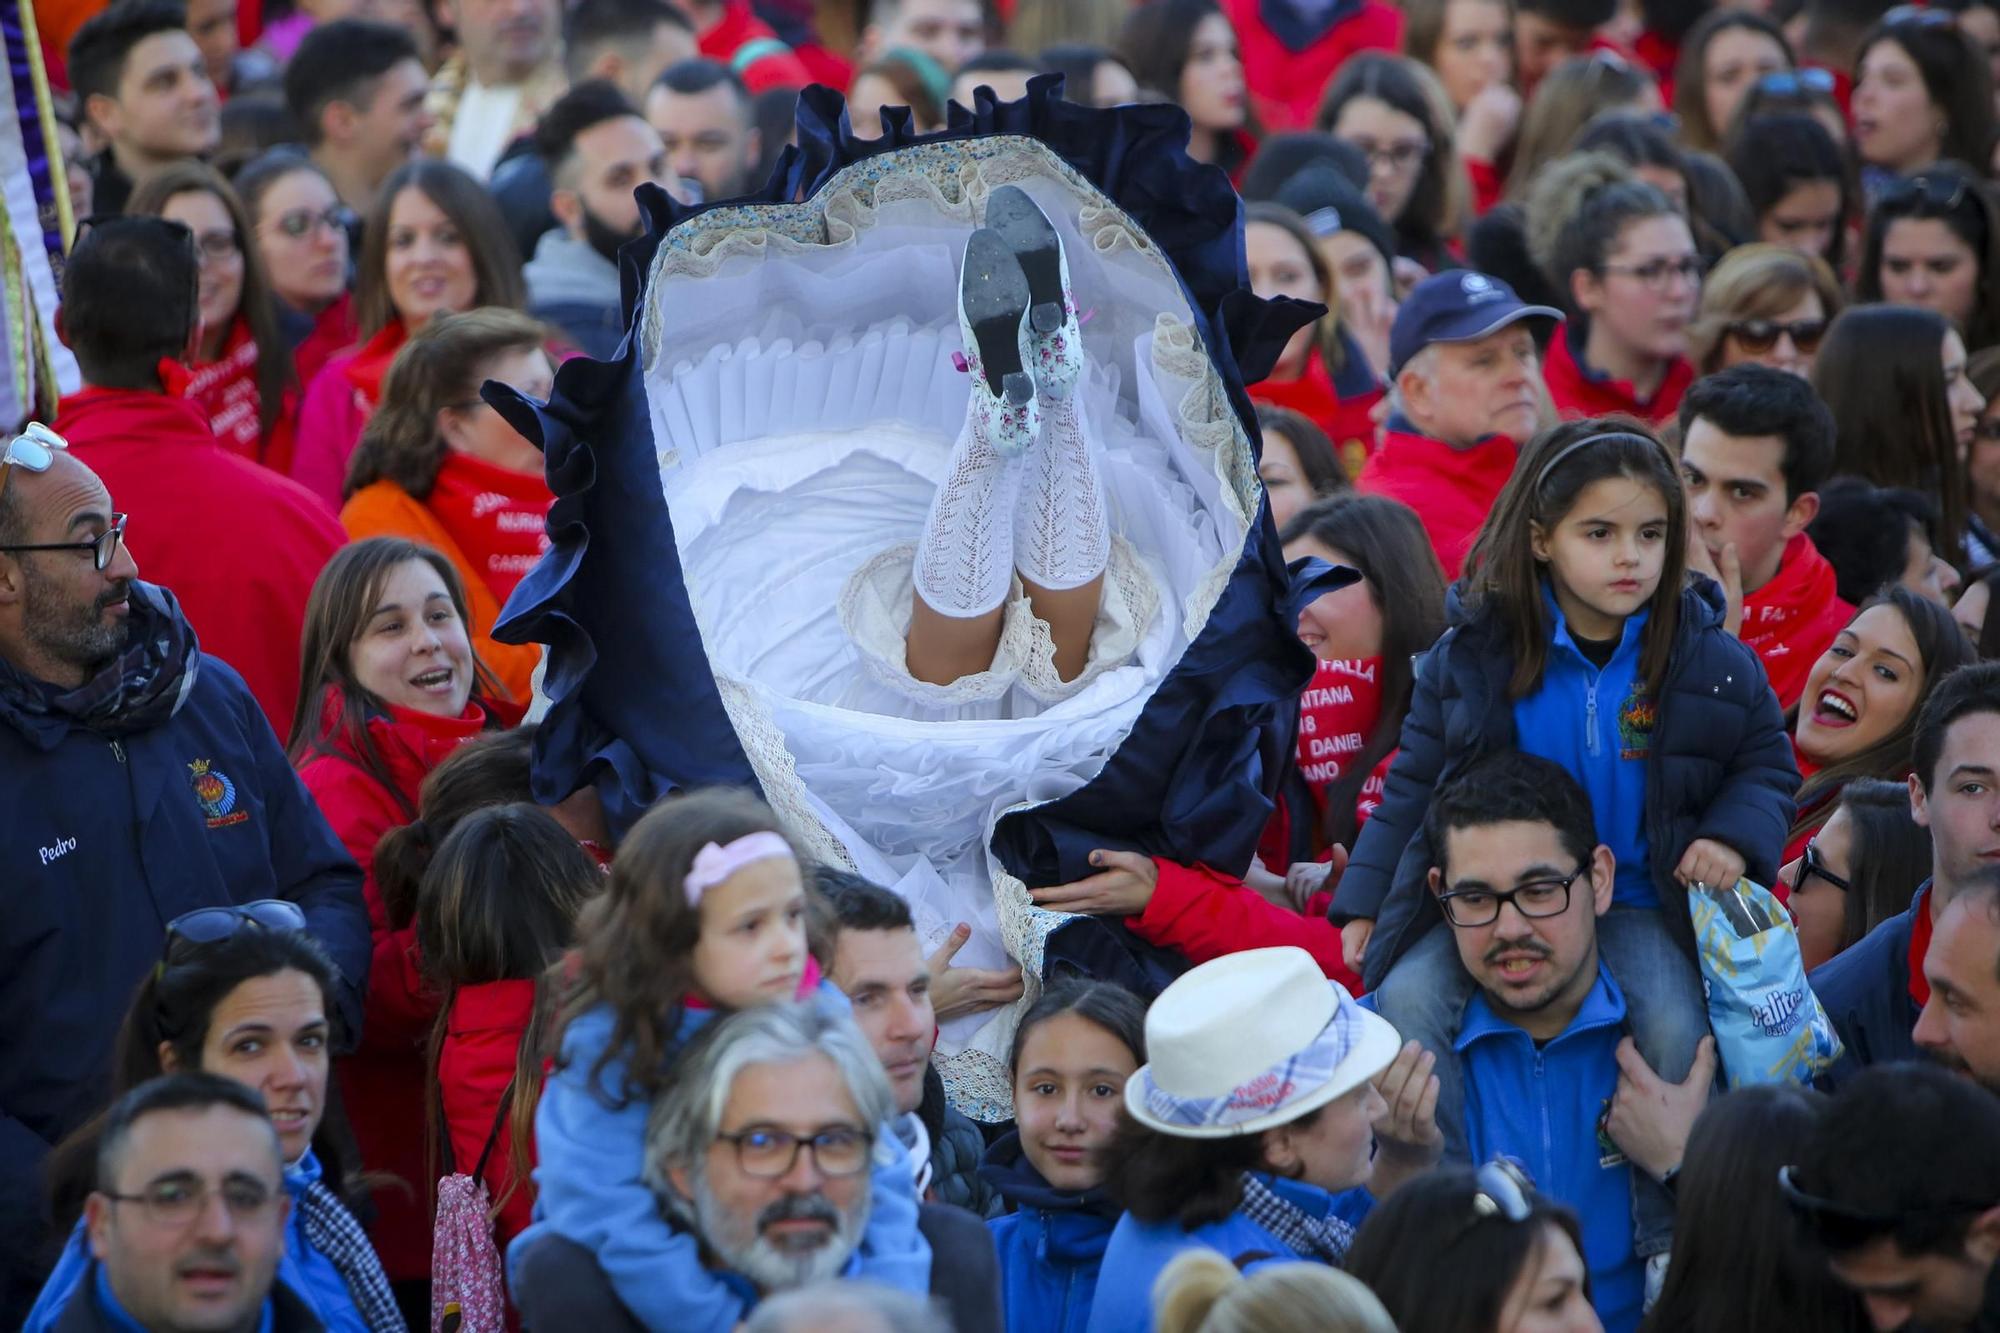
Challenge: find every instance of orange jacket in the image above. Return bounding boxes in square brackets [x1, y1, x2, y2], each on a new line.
[339, 480, 541, 705]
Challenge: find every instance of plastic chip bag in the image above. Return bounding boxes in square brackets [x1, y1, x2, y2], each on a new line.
[1687, 877, 1844, 1087]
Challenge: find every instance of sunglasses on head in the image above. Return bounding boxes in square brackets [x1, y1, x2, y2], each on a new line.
[1445, 1157, 1537, 1250]
[1882, 4, 1958, 28]
[0, 423, 66, 503]
[1726, 318, 1828, 354]
[1778, 1165, 1995, 1251]
[1884, 172, 1972, 213]
[163, 899, 307, 963]
[1753, 67, 1837, 98]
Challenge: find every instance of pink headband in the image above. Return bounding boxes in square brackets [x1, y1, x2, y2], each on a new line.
[685, 831, 795, 906]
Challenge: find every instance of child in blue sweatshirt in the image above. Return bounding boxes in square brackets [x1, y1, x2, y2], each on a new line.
[1333, 419, 1798, 1262]
[510, 788, 929, 1330]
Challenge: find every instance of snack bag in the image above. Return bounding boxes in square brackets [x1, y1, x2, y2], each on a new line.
[1687, 877, 1844, 1087]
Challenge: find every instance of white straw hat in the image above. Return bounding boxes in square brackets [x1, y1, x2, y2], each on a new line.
[1125, 946, 1401, 1139]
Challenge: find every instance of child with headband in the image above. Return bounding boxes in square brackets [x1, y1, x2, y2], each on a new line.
[1332, 417, 1798, 1272]
[511, 787, 929, 1329]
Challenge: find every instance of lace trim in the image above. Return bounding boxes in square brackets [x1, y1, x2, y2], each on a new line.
[840, 543, 1022, 706]
[1017, 536, 1158, 704]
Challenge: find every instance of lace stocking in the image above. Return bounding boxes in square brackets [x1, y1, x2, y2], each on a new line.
[1013, 391, 1109, 592]
[913, 405, 1023, 618]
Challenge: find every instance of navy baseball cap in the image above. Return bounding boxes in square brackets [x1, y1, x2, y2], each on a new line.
[1388, 270, 1563, 378]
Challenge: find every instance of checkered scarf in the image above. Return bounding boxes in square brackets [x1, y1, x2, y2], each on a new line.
[0, 582, 197, 736]
[1236, 1173, 1357, 1266]
[299, 1179, 408, 1332]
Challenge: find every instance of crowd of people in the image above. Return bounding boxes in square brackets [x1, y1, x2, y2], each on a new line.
[10, 0, 2000, 1330]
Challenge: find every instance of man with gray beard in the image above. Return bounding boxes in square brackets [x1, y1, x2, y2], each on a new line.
[510, 1003, 1003, 1331]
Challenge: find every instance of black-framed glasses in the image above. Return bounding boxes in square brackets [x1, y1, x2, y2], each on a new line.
[1778, 1164, 1995, 1250]
[1349, 139, 1431, 172]
[103, 1174, 280, 1229]
[1446, 1157, 1537, 1249]
[1726, 318, 1828, 354]
[1789, 840, 1853, 897]
[0, 422, 66, 503]
[266, 205, 355, 240]
[1599, 255, 1704, 291]
[164, 899, 307, 962]
[0, 513, 128, 572]
[1753, 67, 1836, 98]
[716, 1125, 874, 1179]
[1438, 865, 1586, 928]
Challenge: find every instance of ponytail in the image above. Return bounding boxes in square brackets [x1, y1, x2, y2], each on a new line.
[1525, 151, 1677, 320]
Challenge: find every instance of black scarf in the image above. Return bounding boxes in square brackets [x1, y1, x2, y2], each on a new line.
[1259, 0, 1364, 52]
[0, 582, 199, 737]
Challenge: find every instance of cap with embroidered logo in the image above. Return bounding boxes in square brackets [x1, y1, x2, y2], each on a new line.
[1389, 269, 1563, 378]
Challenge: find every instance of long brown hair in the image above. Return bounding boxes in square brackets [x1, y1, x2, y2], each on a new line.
[374, 725, 536, 931]
[344, 307, 549, 502]
[1243, 201, 1345, 375]
[126, 160, 295, 444]
[417, 803, 600, 1216]
[285, 537, 505, 808]
[1280, 494, 1448, 848]
[558, 787, 800, 1107]
[1463, 417, 1689, 700]
[355, 159, 527, 339]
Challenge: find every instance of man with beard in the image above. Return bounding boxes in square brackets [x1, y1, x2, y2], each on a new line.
[0, 429, 367, 1321]
[1377, 751, 1714, 1333]
[509, 1004, 1001, 1330]
[1815, 662, 2000, 1079]
[48, 216, 348, 734]
[55, 1075, 317, 1332]
[525, 80, 673, 359]
[644, 60, 761, 205]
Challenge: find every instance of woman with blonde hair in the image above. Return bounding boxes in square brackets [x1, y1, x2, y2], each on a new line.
[340, 307, 556, 702]
[1152, 1250, 1397, 1333]
[1688, 244, 1844, 376]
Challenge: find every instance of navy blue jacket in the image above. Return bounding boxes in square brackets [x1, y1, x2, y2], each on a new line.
[0, 631, 369, 1316]
[979, 1133, 1119, 1333]
[1810, 884, 1926, 1087]
[1341, 580, 1799, 991]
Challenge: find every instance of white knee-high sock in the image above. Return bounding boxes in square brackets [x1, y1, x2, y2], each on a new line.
[913, 406, 1024, 618]
[1013, 390, 1109, 592]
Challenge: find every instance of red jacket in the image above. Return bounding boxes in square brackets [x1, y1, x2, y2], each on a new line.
[698, 0, 813, 93]
[1129, 861, 1362, 991]
[291, 295, 357, 410]
[297, 689, 515, 1280]
[291, 320, 408, 511]
[1543, 326, 1694, 426]
[1252, 340, 1384, 478]
[1221, 0, 1403, 132]
[439, 979, 541, 1253]
[53, 386, 344, 734]
[1355, 419, 1518, 578]
[1740, 533, 1852, 712]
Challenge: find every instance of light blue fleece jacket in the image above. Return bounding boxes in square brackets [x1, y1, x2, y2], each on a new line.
[509, 980, 931, 1331]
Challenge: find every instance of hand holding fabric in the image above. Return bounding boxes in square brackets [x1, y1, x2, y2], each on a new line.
[1028, 849, 1159, 916]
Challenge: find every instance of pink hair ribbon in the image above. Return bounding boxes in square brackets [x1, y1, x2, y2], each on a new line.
[684, 831, 795, 907]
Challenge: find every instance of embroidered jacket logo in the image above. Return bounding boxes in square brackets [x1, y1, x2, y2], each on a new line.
[188, 759, 249, 829]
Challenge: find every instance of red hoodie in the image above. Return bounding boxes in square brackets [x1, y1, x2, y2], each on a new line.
[1221, 0, 1404, 132]
[1355, 419, 1519, 578]
[296, 688, 520, 1282]
[1740, 533, 1852, 712]
[1543, 325, 1694, 426]
[1251, 342, 1384, 477]
[53, 386, 344, 733]
[440, 979, 541, 1256]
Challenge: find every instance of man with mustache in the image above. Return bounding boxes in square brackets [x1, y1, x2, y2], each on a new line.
[2, 260, 370, 1321]
[1814, 661, 2000, 1080]
[1373, 750, 1714, 1333]
[59, 1074, 317, 1332]
[510, 1004, 1002, 1330]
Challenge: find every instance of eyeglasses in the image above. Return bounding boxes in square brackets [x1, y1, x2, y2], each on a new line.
[1778, 1164, 1994, 1250]
[1789, 840, 1853, 897]
[1882, 172, 1971, 213]
[1599, 255, 1704, 291]
[0, 423, 66, 504]
[266, 205, 354, 240]
[1753, 67, 1836, 98]
[1882, 4, 1958, 28]
[191, 229, 239, 264]
[1726, 318, 1828, 354]
[716, 1125, 874, 1179]
[1437, 865, 1586, 928]
[0, 512, 128, 572]
[1446, 1157, 1537, 1250]
[1350, 139, 1430, 172]
[103, 1175, 281, 1230]
[164, 899, 308, 962]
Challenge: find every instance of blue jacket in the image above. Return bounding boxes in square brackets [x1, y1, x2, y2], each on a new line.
[1342, 580, 1798, 991]
[1459, 964, 1644, 1333]
[1811, 884, 1926, 1086]
[0, 588, 370, 1317]
[513, 984, 930, 1332]
[980, 1133, 1119, 1333]
[26, 1150, 367, 1333]
[1086, 1174, 1361, 1333]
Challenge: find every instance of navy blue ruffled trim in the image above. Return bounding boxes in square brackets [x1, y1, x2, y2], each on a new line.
[486, 76, 1329, 923]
